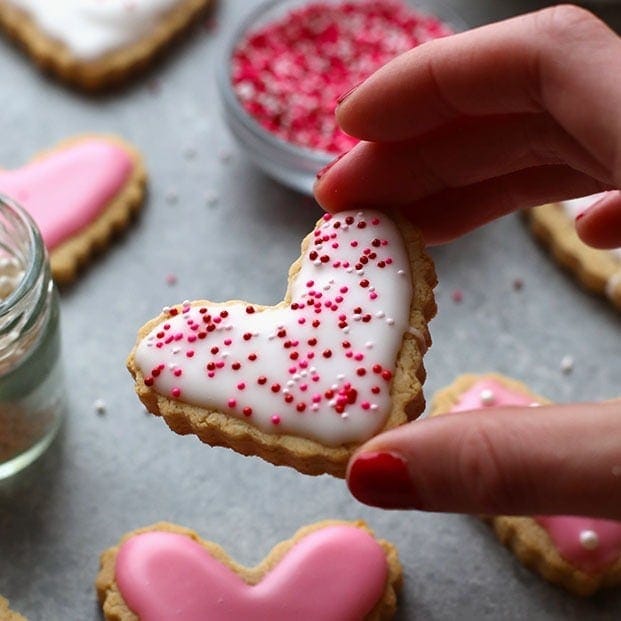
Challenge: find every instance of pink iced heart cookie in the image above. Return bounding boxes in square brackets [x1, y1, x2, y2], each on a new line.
[0, 0, 213, 90]
[528, 196, 621, 310]
[128, 210, 436, 476]
[432, 373, 621, 595]
[0, 135, 146, 284]
[96, 520, 402, 621]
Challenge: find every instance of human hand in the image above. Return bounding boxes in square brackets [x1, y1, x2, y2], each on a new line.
[312, 6, 621, 519]
[313, 5, 621, 250]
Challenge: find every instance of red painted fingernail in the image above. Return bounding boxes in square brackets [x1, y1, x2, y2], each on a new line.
[316, 151, 347, 180]
[347, 451, 421, 509]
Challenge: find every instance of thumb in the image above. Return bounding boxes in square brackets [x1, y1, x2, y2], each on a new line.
[346, 401, 621, 519]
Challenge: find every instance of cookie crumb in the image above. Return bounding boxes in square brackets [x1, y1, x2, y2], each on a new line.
[451, 289, 463, 303]
[512, 277, 524, 291]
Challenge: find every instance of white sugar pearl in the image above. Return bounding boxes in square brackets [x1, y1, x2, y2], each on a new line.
[579, 530, 599, 550]
[480, 389, 496, 406]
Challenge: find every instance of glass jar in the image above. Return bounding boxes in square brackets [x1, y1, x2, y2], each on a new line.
[0, 194, 65, 479]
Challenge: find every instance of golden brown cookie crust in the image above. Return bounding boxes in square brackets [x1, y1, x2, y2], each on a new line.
[96, 520, 402, 621]
[431, 373, 621, 596]
[9, 134, 147, 285]
[0, 0, 213, 90]
[527, 203, 621, 310]
[0, 595, 27, 621]
[127, 215, 437, 477]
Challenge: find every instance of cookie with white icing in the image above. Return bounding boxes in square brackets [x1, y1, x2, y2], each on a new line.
[0, 596, 27, 621]
[431, 373, 621, 596]
[0, 0, 213, 90]
[96, 520, 402, 621]
[128, 210, 437, 476]
[0, 134, 146, 284]
[528, 197, 621, 310]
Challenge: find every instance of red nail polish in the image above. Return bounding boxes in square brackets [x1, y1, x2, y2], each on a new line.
[315, 151, 347, 180]
[348, 451, 421, 509]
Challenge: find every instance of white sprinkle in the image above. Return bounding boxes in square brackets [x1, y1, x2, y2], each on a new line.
[397, 269, 406, 276]
[165, 190, 179, 205]
[370, 404, 379, 411]
[375, 311, 385, 318]
[329, 399, 337, 407]
[529, 402, 541, 408]
[172, 346, 181, 354]
[286, 380, 295, 388]
[560, 355, 574, 374]
[221, 352, 229, 358]
[205, 190, 219, 207]
[386, 317, 395, 326]
[300, 370, 308, 378]
[336, 373, 345, 380]
[311, 404, 319, 411]
[480, 389, 495, 406]
[341, 412, 349, 419]
[579, 530, 599, 550]
[356, 269, 365, 276]
[93, 399, 107, 415]
[342, 327, 350, 334]
[346, 267, 354, 274]
[292, 374, 301, 381]
[365, 341, 374, 349]
[353, 314, 362, 322]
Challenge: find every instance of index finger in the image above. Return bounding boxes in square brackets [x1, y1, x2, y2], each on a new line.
[337, 5, 621, 167]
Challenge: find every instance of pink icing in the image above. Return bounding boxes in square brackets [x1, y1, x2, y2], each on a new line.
[0, 139, 134, 249]
[115, 525, 389, 621]
[450, 378, 621, 574]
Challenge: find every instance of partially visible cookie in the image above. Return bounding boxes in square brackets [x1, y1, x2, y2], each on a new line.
[0, 134, 146, 284]
[528, 196, 621, 310]
[0, 595, 27, 621]
[127, 210, 437, 477]
[96, 520, 402, 621]
[431, 373, 621, 596]
[0, 0, 213, 90]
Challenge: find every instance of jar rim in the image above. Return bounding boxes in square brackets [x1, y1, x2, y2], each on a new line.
[0, 194, 46, 315]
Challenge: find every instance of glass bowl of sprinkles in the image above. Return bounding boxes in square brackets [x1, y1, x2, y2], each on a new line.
[218, 0, 467, 194]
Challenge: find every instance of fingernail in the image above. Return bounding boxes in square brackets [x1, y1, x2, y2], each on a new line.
[336, 81, 361, 105]
[315, 151, 347, 180]
[347, 451, 421, 509]
[575, 190, 618, 221]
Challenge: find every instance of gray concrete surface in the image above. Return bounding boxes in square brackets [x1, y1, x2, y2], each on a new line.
[0, 1, 619, 619]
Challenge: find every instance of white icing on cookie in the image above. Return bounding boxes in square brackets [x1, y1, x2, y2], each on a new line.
[6, 0, 186, 59]
[134, 211, 414, 446]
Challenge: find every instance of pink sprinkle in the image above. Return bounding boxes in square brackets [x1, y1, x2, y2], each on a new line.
[237, 382, 246, 390]
[231, 0, 452, 154]
[271, 415, 281, 425]
[451, 289, 464, 303]
[228, 398, 237, 408]
[171, 387, 181, 398]
[361, 401, 371, 410]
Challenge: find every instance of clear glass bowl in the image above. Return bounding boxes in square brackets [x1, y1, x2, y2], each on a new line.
[217, 0, 467, 195]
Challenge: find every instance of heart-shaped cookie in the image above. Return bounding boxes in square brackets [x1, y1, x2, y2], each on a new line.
[0, 596, 27, 621]
[528, 196, 621, 310]
[432, 373, 621, 596]
[0, 0, 212, 90]
[128, 210, 436, 476]
[0, 135, 146, 284]
[96, 520, 402, 621]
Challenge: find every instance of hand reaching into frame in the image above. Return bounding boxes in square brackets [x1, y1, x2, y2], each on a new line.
[314, 6, 621, 519]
